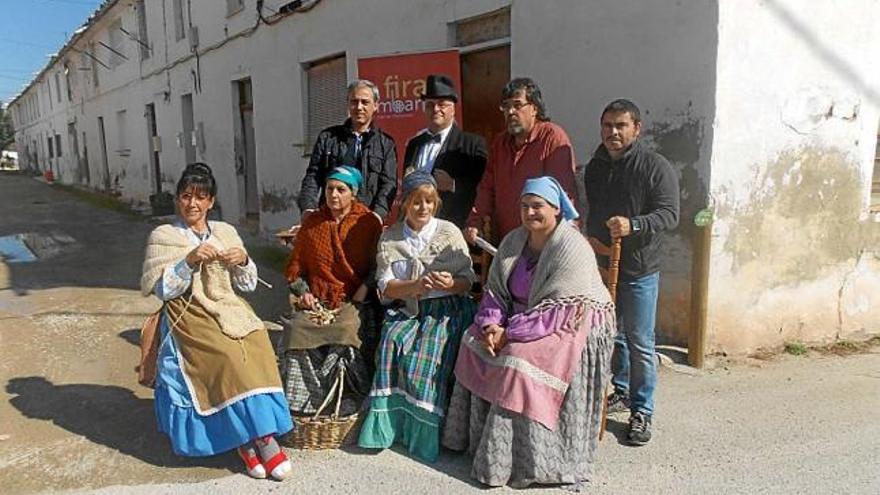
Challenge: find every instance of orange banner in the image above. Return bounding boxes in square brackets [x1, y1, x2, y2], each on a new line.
[357, 49, 462, 169]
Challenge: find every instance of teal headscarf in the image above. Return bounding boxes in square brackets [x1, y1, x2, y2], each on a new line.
[521, 176, 579, 221]
[326, 165, 363, 195]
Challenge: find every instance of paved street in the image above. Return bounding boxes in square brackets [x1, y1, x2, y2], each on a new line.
[1, 172, 878, 495]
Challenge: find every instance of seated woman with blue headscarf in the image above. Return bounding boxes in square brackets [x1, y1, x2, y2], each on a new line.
[358, 170, 477, 462]
[442, 176, 616, 489]
[281, 166, 384, 418]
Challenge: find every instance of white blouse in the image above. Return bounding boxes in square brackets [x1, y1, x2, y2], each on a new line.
[154, 221, 258, 301]
[377, 217, 450, 301]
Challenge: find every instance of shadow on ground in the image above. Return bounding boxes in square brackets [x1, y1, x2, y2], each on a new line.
[338, 435, 482, 488]
[604, 416, 632, 446]
[5, 376, 237, 472]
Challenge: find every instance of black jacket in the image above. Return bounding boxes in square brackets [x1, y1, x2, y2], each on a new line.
[403, 125, 488, 227]
[298, 119, 398, 218]
[584, 139, 680, 278]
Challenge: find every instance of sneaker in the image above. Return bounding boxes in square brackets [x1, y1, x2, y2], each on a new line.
[606, 391, 630, 414]
[627, 411, 652, 446]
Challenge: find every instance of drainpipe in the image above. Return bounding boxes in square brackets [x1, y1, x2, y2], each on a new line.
[689, 207, 713, 368]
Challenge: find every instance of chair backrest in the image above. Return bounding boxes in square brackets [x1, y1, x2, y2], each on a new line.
[587, 236, 622, 303]
[470, 216, 494, 300]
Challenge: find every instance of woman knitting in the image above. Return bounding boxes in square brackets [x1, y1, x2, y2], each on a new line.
[141, 163, 293, 480]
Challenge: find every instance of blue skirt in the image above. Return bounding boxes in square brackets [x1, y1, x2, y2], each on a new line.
[154, 313, 294, 457]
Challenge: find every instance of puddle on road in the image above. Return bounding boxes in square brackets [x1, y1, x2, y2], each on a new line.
[0, 232, 78, 263]
[0, 235, 37, 263]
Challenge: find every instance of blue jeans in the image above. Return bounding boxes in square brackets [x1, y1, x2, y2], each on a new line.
[611, 272, 660, 416]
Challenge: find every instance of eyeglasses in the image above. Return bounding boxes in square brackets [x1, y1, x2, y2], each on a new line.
[499, 100, 532, 113]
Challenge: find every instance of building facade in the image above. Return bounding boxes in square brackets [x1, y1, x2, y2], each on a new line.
[9, 0, 880, 356]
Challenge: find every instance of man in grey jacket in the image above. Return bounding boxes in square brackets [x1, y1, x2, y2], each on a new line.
[584, 98, 679, 446]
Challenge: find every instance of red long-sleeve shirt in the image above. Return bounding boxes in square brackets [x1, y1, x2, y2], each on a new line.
[467, 121, 577, 240]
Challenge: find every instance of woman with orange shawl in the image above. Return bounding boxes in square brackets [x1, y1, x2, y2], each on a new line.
[281, 166, 383, 417]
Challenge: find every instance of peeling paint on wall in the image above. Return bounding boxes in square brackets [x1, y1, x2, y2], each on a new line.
[723, 146, 880, 287]
[645, 108, 711, 241]
[260, 184, 297, 214]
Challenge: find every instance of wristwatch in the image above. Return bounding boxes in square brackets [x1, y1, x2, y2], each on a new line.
[630, 217, 642, 233]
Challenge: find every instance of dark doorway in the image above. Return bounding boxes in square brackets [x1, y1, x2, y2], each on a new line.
[145, 103, 171, 215]
[67, 123, 81, 183]
[235, 78, 259, 228]
[81, 131, 90, 185]
[181, 93, 196, 166]
[97, 116, 111, 191]
[144, 103, 161, 195]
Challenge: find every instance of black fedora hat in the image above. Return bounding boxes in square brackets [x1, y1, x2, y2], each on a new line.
[420, 74, 458, 102]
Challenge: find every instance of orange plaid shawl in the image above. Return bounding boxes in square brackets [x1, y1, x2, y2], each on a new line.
[285, 202, 382, 309]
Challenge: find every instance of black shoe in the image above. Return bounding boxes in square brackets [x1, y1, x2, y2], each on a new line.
[627, 411, 652, 445]
[606, 391, 630, 414]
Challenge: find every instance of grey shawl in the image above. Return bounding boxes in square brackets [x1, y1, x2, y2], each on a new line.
[486, 222, 611, 313]
[377, 218, 476, 315]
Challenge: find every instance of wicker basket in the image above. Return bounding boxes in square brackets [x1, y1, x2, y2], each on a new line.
[282, 362, 358, 450]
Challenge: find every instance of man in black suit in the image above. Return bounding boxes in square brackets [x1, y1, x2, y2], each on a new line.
[402, 74, 487, 227]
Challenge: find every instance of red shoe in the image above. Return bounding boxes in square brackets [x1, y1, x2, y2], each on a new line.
[237, 445, 267, 479]
[262, 449, 292, 481]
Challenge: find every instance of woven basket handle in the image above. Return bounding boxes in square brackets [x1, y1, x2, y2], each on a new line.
[311, 362, 347, 420]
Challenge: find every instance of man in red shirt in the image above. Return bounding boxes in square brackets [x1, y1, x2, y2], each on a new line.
[464, 78, 577, 244]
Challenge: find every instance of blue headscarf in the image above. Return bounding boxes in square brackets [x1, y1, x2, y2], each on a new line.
[521, 176, 579, 221]
[326, 165, 363, 195]
[401, 168, 437, 198]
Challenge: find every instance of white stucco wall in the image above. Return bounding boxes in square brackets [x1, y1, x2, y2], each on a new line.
[708, 0, 880, 353]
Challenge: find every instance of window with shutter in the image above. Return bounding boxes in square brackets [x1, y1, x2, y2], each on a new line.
[115, 109, 128, 152]
[136, 0, 150, 60]
[227, 0, 244, 16]
[306, 55, 347, 151]
[54, 73, 62, 103]
[89, 42, 100, 88]
[173, 0, 186, 41]
[107, 19, 125, 68]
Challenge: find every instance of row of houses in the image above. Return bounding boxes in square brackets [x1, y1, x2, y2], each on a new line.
[8, 0, 880, 357]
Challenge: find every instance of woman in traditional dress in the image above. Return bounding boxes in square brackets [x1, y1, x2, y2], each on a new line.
[358, 170, 477, 462]
[281, 165, 383, 418]
[141, 163, 293, 480]
[442, 176, 616, 489]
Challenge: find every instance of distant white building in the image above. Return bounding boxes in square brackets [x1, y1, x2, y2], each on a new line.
[8, 0, 880, 356]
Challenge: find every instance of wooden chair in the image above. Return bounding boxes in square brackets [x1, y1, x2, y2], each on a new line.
[587, 236, 622, 441]
[587, 236, 622, 305]
[469, 217, 494, 300]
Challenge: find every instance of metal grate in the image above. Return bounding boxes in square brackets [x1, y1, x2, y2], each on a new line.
[306, 55, 347, 151]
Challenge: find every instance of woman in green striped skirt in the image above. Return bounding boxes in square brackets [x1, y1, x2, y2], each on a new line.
[358, 170, 477, 462]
